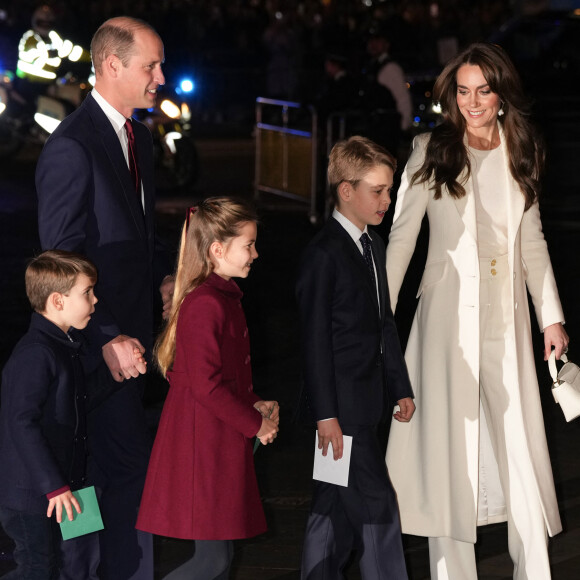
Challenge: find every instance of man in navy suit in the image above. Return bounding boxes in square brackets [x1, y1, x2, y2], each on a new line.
[297, 136, 415, 579]
[36, 16, 170, 579]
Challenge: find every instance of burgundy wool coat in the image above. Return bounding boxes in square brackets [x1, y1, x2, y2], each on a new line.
[136, 273, 266, 540]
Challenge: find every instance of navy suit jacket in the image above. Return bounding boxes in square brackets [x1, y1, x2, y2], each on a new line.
[296, 217, 413, 426]
[0, 314, 88, 513]
[36, 92, 165, 361]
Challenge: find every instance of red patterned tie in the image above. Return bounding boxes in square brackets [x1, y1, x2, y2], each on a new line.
[124, 119, 141, 194]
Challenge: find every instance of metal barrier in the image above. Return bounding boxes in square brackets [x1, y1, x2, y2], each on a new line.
[254, 97, 318, 223]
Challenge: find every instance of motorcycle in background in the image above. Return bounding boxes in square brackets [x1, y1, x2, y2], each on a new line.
[134, 77, 199, 192]
[0, 68, 199, 193]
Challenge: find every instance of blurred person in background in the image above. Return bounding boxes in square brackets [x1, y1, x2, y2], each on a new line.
[16, 4, 89, 102]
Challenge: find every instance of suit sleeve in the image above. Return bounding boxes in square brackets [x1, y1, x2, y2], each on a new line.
[295, 244, 339, 421]
[176, 294, 262, 438]
[2, 345, 67, 495]
[36, 135, 121, 343]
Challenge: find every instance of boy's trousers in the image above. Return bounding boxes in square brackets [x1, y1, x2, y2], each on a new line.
[301, 425, 408, 580]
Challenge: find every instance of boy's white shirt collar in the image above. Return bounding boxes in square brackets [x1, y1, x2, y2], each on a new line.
[332, 208, 370, 251]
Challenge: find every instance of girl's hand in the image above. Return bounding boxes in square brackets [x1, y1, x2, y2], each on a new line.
[544, 322, 569, 361]
[47, 490, 81, 523]
[256, 417, 278, 445]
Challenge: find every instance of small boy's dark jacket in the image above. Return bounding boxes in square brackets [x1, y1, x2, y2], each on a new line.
[296, 217, 413, 426]
[0, 313, 88, 513]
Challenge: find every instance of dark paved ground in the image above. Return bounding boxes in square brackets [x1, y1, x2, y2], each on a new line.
[1, 138, 580, 579]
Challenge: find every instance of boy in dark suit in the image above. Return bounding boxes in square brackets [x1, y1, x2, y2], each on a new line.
[297, 136, 415, 579]
[0, 250, 101, 577]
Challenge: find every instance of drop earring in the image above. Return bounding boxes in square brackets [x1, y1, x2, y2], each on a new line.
[498, 102, 505, 117]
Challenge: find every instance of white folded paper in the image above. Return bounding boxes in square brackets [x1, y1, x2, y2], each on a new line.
[312, 434, 352, 487]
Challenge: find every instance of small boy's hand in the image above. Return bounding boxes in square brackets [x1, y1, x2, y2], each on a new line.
[317, 418, 343, 460]
[394, 397, 415, 422]
[254, 400, 280, 425]
[47, 490, 81, 523]
[256, 416, 278, 445]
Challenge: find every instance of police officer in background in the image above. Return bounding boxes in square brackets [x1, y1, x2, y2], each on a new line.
[16, 4, 89, 103]
[364, 25, 413, 133]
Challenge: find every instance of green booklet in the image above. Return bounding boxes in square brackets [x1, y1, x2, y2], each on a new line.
[59, 486, 104, 540]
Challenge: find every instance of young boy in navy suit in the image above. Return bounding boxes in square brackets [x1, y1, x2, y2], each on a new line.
[0, 251, 104, 577]
[297, 136, 415, 579]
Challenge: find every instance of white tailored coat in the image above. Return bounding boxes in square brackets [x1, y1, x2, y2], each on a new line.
[385, 130, 565, 543]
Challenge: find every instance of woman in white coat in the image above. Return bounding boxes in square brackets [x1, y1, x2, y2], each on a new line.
[385, 43, 569, 579]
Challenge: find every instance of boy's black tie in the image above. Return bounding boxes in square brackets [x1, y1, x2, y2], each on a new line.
[125, 119, 141, 195]
[360, 233, 376, 285]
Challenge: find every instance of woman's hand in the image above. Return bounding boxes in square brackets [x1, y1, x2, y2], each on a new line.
[544, 322, 569, 360]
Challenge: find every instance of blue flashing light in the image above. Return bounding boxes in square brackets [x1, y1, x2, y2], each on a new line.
[147, 107, 154, 113]
[180, 79, 195, 93]
[414, 116, 421, 123]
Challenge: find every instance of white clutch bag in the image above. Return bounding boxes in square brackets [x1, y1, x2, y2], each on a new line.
[548, 350, 580, 422]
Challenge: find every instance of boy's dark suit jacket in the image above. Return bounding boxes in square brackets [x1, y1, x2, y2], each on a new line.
[0, 313, 88, 514]
[296, 216, 413, 426]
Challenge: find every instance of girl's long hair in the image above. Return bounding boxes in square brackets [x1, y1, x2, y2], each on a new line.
[155, 197, 258, 376]
[413, 42, 544, 210]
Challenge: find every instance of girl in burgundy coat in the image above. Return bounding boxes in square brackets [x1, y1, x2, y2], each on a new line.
[137, 197, 279, 579]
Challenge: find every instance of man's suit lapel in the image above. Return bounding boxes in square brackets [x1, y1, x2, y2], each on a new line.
[84, 94, 148, 243]
[327, 218, 381, 314]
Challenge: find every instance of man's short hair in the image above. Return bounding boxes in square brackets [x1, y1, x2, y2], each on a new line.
[91, 16, 158, 74]
[327, 136, 397, 204]
[25, 250, 97, 313]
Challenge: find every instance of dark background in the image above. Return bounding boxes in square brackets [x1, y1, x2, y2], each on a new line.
[2, 0, 580, 578]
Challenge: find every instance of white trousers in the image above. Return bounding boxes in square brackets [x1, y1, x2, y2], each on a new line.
[429, 255, 550, 580]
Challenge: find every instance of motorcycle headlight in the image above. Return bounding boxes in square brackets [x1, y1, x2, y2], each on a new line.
[181, 102, 191, 122]
[0, 86, 6, 116]
[160, 99, 181, 119]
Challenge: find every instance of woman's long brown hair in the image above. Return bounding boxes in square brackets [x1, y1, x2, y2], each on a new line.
[413, 43, 544, 210]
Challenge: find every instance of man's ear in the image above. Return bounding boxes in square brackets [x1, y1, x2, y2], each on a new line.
[103, 54, 122, 78]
